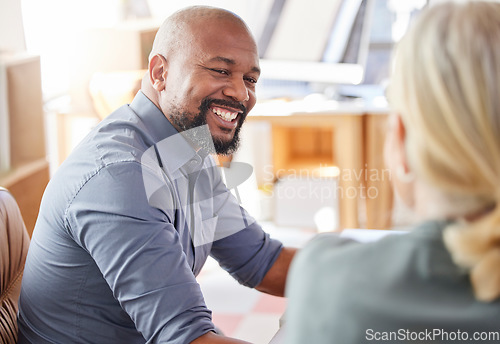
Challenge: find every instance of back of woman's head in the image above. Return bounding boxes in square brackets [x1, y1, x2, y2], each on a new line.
[388, 1, 500, 302]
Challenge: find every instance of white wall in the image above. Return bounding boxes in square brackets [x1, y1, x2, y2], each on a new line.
[0, 0, 26, 53]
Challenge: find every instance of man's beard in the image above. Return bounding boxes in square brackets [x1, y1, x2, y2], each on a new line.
[169, 98, 247, 155]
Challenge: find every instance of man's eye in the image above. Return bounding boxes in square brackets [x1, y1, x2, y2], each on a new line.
[211, 69, 229, 75]
[244, 76, 257, 84]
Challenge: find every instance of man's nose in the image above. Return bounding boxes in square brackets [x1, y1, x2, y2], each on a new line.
[222, 77, 249, 102]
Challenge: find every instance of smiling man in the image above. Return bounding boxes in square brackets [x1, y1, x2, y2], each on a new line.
[18, 6, 296, 344]
[146, 8, 260, 156]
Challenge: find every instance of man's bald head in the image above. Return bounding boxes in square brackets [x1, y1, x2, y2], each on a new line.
[149, 6, 253, 61]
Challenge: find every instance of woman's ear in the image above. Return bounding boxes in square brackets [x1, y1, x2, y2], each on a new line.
[149, 54, 168, 92]
[385, 113, 405, 171]
[385, 112, 416, 208]
[393, 114, 410, 174]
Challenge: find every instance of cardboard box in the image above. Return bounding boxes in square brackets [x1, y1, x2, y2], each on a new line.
[273, 176, 339, 230]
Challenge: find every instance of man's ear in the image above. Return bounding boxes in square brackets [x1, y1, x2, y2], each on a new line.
[149, 54, 168, 92]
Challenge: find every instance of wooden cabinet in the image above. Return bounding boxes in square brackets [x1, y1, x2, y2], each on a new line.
[0, 53, 49, 236]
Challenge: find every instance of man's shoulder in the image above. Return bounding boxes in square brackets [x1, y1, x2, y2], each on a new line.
[91, 105, 154, 164]
[48, 105, 162, 207]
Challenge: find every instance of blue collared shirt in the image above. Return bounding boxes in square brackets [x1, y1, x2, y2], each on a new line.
[18, 92, 283, 344]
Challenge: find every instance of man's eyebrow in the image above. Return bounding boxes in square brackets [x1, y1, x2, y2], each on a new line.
[251, 66, 261, 75]
[209, 56, 235, 65]
[208, 56, 261, 74]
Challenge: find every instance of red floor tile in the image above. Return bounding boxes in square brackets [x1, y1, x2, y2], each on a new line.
[212, 313, 245, 337]
[252, 294, 288, 314]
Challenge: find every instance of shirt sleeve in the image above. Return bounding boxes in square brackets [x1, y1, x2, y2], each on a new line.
[211, 219, 283, 288]
[207, 163, 283, 288]
[65, 161, 215, 344]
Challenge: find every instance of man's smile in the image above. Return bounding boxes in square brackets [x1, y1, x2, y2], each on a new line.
[210, 106, 239, 122]
[206, 100, 247, 132]
[208, 106, 239, 130]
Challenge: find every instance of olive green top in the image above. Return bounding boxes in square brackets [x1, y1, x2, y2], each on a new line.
[286, 220, 500, 343]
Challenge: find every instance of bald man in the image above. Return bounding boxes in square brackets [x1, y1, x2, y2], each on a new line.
[18, 6, 295, 344]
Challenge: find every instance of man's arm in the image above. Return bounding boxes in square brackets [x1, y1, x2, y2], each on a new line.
[190, 247, 296, 343]
[69, 163, 216, 343]
[256, 247, 297, 297]
[191, 332, 251, 344]
[194, 248, 297, 343]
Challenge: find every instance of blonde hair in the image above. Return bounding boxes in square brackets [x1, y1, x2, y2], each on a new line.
[388, 1, 500, 302]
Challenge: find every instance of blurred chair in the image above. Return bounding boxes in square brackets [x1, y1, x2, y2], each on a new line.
[89, 70, 145, 120]
[0, 187, 30, 344]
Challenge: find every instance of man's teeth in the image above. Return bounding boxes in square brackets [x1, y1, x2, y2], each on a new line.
[212, 108, 238, 121]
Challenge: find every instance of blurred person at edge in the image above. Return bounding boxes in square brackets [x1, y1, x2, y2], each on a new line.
[285, 1, 500, 343]
[17, 6, 296, 344]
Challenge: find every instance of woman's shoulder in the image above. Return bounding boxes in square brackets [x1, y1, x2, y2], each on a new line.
[292, 219, 449, 280]
[285, 220, 499, 343]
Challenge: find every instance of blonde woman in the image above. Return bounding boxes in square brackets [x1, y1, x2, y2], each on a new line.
[285, 1, 500, 343]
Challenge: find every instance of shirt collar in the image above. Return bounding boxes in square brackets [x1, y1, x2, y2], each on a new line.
[129, 91, 203, 174]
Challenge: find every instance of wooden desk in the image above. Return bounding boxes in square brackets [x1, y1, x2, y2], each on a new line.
[248, 100, 392, 229]
[86, 79, 394, 229]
